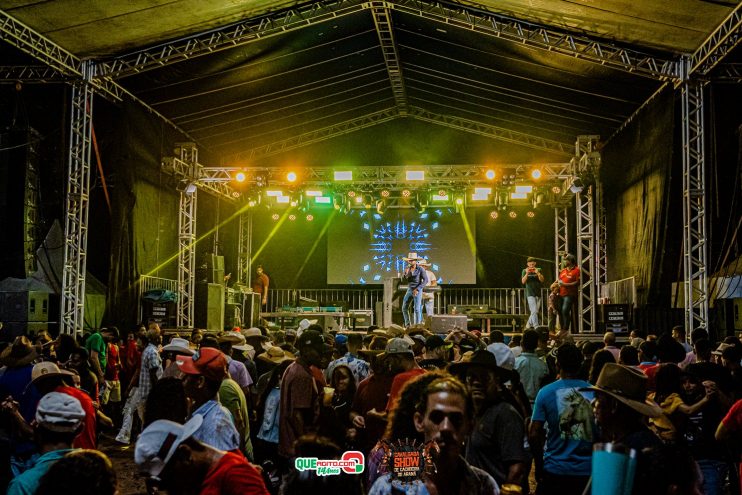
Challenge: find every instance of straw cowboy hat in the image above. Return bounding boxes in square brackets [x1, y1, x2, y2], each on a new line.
[448, 349, 510, 379]
[583, 363, 662, 417]
[0, 336, 38, 367]
[257, 345, 295, 366]
[162, 337, 196, 356]
[402, 252, 423, 261]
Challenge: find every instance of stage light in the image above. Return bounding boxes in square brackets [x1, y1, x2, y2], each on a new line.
[347, 190, 357, 197]
[485, 169, 496, 180]
[271, 213, 280, 221]
[306, 214, 314, 221]
[515, 185, 533, 194]
[472, 187, 492, 201]
[531, 169, 542, 180]
[248, 199, 257, 207]
[380, 189, 390, 198]
[286, 171, 297, 182]
[305, 190, 322, 197]
[363, 194, 374, 209]
[406, 170, 424, 181]
[355, 196, 363, 204]
[509, 211, 517, 219]
[334, 171, 352, 181]
[183, 182, 197, 194]
[527, 211, 536, 218]
[333, 193, 344, 210]
[510, 192, 528, 200]
[489, 210, 499, 219]
[234, 171, 246, 182]
[231, 191, 241, 198]
[432, 190, 449, 202]
[552, 186, 561, 194]
[288, 214, 296, 221]
[569, 178, 584, 193]
[276, 195, 290, 204]
[455, 197, 464, 205]
[265, 190, 282, 197]
[402, 189, 411, 198]
[376, 199, 387, 215]
[315, 196, 331, 204]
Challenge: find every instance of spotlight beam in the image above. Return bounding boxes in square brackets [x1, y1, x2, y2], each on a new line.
[290, 210, 337, 287]
[251, 208, 294, 263]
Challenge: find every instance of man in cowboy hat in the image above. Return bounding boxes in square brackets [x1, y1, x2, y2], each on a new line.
[529, 343, 595, 495]
[401, 252, 428, 327]
[419, 259, 438, 318]
[449, 350, 528, 488]
[216, 332, 254, 397]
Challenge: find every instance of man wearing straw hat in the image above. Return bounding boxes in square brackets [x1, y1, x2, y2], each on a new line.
[401, 252, 428, 327]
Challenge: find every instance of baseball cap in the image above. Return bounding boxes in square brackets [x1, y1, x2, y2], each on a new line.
[425, 335, 453, 351]
[135, 416, 203, 478]
[176, 348, 228, 382]
[35, 392, 85, 432]
[487, 342, 516, 370]
[335, 334, 348, 345]
[31, 361, 75, 385]
[381, 337, 414, 357]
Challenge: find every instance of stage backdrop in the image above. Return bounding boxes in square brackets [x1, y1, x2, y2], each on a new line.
[327, 209, 477, 285]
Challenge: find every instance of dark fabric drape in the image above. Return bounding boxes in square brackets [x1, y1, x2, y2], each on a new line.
[601, 88, 674, 306]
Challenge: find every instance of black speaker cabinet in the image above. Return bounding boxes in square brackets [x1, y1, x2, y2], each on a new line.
[430, 315, 468, 334]
[242, 292, 262, 328]
[195, 283, 225, 331]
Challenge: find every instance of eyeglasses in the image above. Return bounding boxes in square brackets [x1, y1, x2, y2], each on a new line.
[427, 410, 465, 428]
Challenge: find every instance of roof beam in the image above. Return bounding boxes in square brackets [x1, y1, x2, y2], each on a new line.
[224, 107, 400, 163]
[0, 65, 66, 82]
[389, 0, 680, 81]
[689, 2, 742, 77]
[710, 63, 742, 83]
[0, 9, 200, 142]
[96, 0, 368, 79]
[407, 106, 574, 157]
[371, 5, 409, 115]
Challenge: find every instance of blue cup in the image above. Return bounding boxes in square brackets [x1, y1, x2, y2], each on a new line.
[591, 443, 637, 495]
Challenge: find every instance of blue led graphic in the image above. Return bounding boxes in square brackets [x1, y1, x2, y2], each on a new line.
[368, 220, 432, 279]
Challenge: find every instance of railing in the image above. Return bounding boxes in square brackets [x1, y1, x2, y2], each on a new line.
[138, 275, 178, 322]
[600, 277, 637, 307]
[440, 287, 550, 324]
[267, 289, 383, 311]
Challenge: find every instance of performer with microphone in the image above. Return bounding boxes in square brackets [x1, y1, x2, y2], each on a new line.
[522, 256, 545, 328]
[401, 252, 428, 327]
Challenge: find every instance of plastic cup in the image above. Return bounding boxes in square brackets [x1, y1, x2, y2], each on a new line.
[591, 443, 636, 495]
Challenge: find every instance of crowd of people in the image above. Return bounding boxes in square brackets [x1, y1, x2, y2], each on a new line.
[1, 320, 742, 494]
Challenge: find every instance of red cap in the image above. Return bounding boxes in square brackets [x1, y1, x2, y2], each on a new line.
[177, 347, 227, 382]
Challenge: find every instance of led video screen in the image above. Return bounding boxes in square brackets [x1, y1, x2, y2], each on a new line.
[327, 209, 476, 285]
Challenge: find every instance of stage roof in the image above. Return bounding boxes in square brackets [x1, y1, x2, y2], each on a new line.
[1, 0, 740, 164]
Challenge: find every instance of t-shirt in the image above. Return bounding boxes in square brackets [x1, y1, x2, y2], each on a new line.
[257, 387, 280, 444]
[465, 401, 528, 486]
[386, 368, 427, 411]
[219, 378, 254, 461]
[279, 361, 319, 458]
[85, 332, 107, 371]
[514, 353, 549, 403]
[6, 449, 73, 495]
[105, 342, 119, 381]
[721, 399, 742, 486]
[192, 399, 241, 453]
[352, 373, 395, 453]
[558, 266, 580, 297]
[56, 385, 96, 449]
[648, 392, 684, 441]
[199, 451, 269, 495]
[522, 267, 543, 297]
[251, 273, 270, 297]
[532, 379, 595, 476]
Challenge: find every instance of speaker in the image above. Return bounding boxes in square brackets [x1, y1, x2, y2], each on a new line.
[348, 310, 373, 329]
[207, 254, 225, 284]
[430, 315, 468, 334]
[195, 283, 225, 331]
[242, 292, 262, 328]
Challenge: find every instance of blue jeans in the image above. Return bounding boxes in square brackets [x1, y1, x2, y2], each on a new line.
[526, 296, 540, 328]
[402, 288, 423, 326]
[423, 295, 434, 317]
[696, 459, 728, 495]
[561, 295, 576, 332]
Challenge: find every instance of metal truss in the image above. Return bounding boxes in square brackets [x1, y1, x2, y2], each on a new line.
[372, 5, 408, 115]
[710, 63, 742, 83]
[689, 2, 742, 77]
[237, 212, 253, 286]
[681, 78, 708, 332]
[576, 189, 596, 333]
[226, 107, 399, 162]
[408, 106, 574, 157]
[391, 0, 679, 81]
[60, 62, 94, 335]
[95, 0, 368, 79]
[162, 157, 240, 201]
[0, 65, 66, 82]
[595, 186, 608, 288]
[554, 207, 569, 273]
[175, 144, 198, 328]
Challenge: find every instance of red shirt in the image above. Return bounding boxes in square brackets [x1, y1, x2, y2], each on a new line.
[106, 343, 120, 381]
[559, 266, 581, 297]
[200, 451, 269, 495]
[386, 368, 426, 411]
[56, 385, 96, 449]
[722, 399, 742, 487]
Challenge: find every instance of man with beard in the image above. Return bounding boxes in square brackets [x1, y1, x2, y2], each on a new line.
[369, 376, 499, 495]
[449, 350, 528, 488]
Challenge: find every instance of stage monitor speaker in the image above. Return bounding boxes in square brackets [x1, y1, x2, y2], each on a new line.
[195, 283, 225, 331]
[447, 304, 489, 315]
[242, 292, 261, 328]
[349, 310, 373, 330]
[207, 254, 225, 284]
[430, 315, 468, 334]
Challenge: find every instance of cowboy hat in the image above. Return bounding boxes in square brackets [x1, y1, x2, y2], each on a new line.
[448, 349, 509, 378]
[402, 252, 423, 261]
[162, 337, 196, 355]
[257, 346, 295, 365]
[0, 336, 38, 367]
[31, 361, 75, 385]
[582, 363, 662, 418]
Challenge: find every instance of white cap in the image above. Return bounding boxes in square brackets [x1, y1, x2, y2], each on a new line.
[487, 343, 516, 370]
[35, 392, 86, 432]
[135, 416, 203, 477]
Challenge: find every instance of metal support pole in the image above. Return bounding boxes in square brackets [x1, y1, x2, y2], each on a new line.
[681, 70, 709, 332]
[596, 182, 608, 290]
[60, 61, 94, 336]
[576, 189, 597, 333]
[175, 143, 198, 329]
[237, 211, 253, 286]
[554, 207, 569, 271]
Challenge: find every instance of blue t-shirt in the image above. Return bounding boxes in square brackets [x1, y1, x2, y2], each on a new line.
[531, 379, 595, 476]
[7, 449, 73, 495]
